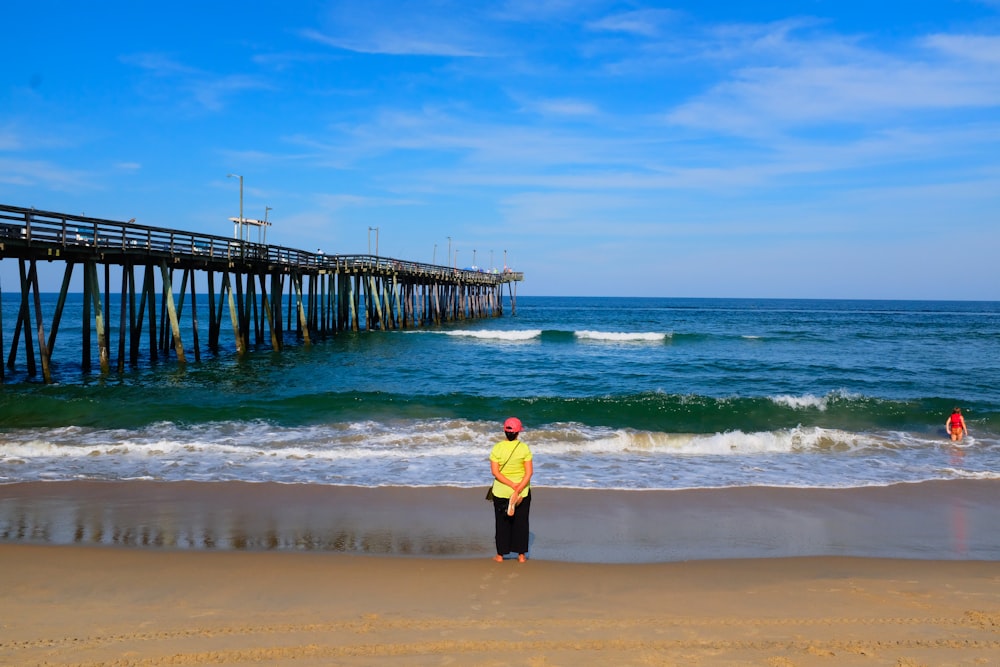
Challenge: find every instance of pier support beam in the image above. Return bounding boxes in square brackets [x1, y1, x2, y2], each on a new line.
[28, 261, 53, 383]
[84, 261, 110, 374]
[159, 262, 186, 363]
[223, 272, 244, 356]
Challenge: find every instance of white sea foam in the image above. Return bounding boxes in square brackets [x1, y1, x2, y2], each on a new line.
[769, 393, 830, 410]
[438, 329, 542, 341]
[534, 425, 877, 457]
[768, 389, 865, 411]
[575, 331, 667, 342]
[1, 418, 996, 489]
[941, 469, 1000, 480]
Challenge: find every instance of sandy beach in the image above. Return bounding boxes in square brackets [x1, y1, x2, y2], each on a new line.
[2, 481, 999, 665]
[2, 545, 999, 666]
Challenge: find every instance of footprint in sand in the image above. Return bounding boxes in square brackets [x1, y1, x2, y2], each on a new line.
[470, 562, 520, 611]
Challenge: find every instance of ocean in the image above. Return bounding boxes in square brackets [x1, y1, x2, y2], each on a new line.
[2, 296, 998, 492]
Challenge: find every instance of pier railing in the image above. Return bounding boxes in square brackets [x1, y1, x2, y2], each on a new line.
[0, 205, 523, 285]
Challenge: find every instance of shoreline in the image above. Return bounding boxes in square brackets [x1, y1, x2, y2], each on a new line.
[2, 478, 998, 562]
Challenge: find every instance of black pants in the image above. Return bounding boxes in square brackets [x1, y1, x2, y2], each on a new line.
[493, 493, 531, 555]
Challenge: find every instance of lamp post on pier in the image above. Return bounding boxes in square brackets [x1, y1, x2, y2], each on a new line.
[368, 226, 380, 256]
[264, 206, 272, 245]
[447, 236, 451, 268]
[227, 173, 243, 240]
[433, 243, 437, 264]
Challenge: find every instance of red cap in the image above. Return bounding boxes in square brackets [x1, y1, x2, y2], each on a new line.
[503, 417, 523, 434]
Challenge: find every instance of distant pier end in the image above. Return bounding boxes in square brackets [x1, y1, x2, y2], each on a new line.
[0, 204, 523, 383]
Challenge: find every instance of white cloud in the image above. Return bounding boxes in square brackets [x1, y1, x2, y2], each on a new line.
[0, 122, 85, 152]
[666, 29, 1000, 135]
[587, 9, 678, 37]
[0, 158, 94, 190]
[121, 53, 272, 112]
[305, 1, 493, 57]
[492, 0, 605, 22]
[300, 28, 484, 57]
[271, 84, 1000, 202]
[251, 51, 335, 71]
[188, 75, 273, 112]
[521, 97, 600, 117]
[923, 33, 1000, 63]
[119, 53, 201, 76]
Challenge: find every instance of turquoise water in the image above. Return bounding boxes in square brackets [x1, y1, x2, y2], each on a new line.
[1, 296, 998, 489]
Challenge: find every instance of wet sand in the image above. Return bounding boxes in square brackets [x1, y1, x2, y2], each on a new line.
[2, 480, 999, 665]
[1, 479, 998, 561]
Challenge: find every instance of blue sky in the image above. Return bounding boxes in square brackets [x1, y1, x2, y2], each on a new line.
[2, 1, 999, 299]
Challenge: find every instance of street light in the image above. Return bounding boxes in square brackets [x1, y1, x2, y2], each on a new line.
[227, 174, 243, 240]
[473, 249, 477, 267]
[368, 226, 380, 256]
[264, 206, 272, 245]
[447, 237, 451, 267]
[433, 243, 437, 264]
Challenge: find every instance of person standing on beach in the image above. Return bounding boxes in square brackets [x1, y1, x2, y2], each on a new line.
[489, 417, 533, 562]
[947, 407, 968, 442]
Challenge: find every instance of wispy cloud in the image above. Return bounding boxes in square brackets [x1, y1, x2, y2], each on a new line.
[270, 79, 1000, 204]
[0, 158, 95, 191]
[0, 122, 88, 152]
[121, 52, 272, 112]
[665, 26, 1000, 135]
[251, 51, 337, 71]
[0, 126, 21, 151]
[492, 0, 606, 23]
[285, 106, 637, 174]
[301, 28, 485, 57]
[315, 193, 419, 209]
[923, 33, 1000, 63]
[304, 1, 492, 56]
[119, 53, 201, 77]
[587, 9, 678, 37]
[188, 74, 273, 112]
[519, 96, 600, 117]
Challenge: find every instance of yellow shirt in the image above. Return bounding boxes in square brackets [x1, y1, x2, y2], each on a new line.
[489, 439, 533, 499]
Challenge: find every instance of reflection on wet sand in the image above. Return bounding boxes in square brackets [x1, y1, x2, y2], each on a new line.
[2, 502, 484, 555]
[2, 479, 999, 562]
[949, 445, 968, 556]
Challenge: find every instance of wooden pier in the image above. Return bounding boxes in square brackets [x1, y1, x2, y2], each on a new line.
[0, 204, 523, 383]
